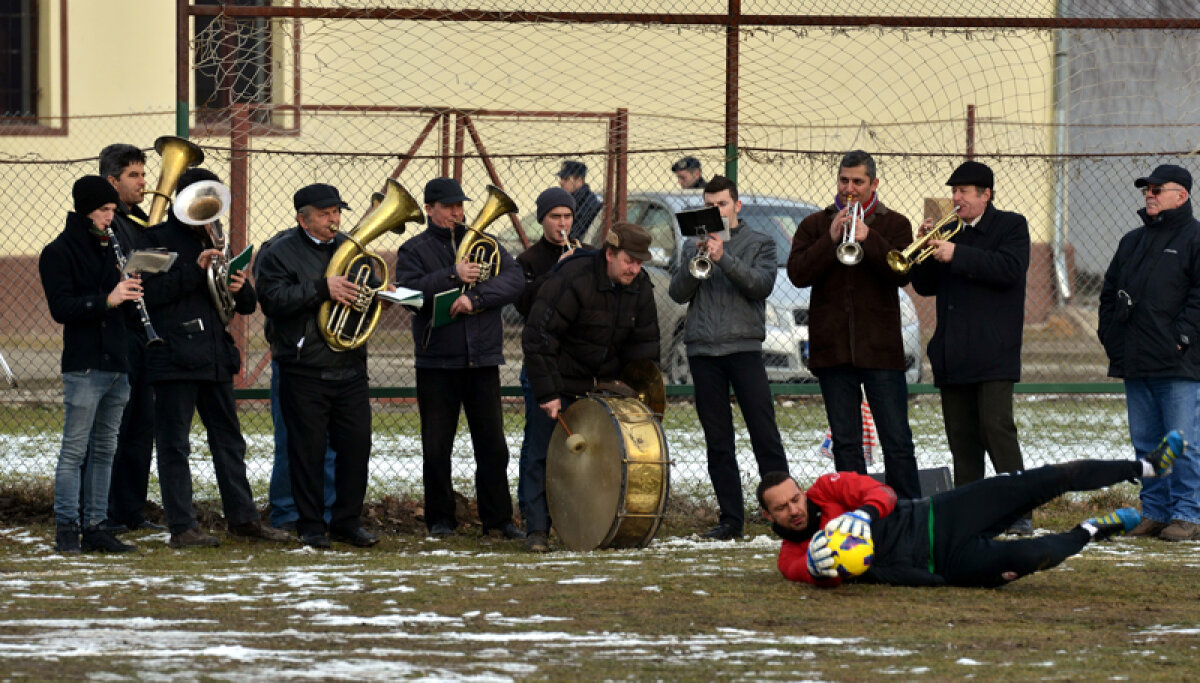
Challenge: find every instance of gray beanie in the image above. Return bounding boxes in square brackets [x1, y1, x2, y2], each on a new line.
[536, 187, 577, 223]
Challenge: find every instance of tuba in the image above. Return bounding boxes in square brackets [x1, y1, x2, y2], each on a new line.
[886, 209, 964, 274]
[453, 184, 518, 291]
[318, 179, 425, 352]
[173, 179, 236, 324]
[146, 136, 205, 225]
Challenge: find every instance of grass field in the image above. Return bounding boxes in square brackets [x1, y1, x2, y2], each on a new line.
[2, 499, 1199, 681]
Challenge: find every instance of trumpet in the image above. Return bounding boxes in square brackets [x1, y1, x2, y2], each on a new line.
[688, 233, 713, 279]
[836, 195, 864, 266]
[886, 208, 964, 274]
[173, 180, 235, 325]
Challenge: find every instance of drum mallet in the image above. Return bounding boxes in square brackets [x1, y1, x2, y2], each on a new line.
[557, 415, 587, 454]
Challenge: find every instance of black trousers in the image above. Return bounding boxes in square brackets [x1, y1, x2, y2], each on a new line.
[932, 460, 1141, 587]
[107, 338, 156, 527]
[417, 366, 514, 531]
[691, 352, 789, 529]
[278, 371, 371, 537]
[940, 381, 1025, 486]
[154, 379, 258, 533]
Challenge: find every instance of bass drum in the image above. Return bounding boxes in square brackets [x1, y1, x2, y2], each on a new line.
[546, 396, 670, 551]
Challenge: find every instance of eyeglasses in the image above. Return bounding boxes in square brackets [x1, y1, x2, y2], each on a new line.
[1143, 186, 1183, 196]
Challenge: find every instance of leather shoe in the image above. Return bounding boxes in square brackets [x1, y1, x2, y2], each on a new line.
[136, 520, 167, 532]
[332, 527, 379, 547]
[300, 532, 332, 549]
[485, 522, 526, 540]
[701, 523, 743, 540]
[169, 527, 221, 549]
[230, 520, 292, 542]
[96, 519, 130, 535]
[428, 521, 455, 537]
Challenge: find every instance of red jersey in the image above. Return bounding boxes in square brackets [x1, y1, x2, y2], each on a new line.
[776, 471, 897, 586]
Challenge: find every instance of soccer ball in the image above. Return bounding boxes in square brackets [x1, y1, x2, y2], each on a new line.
[827, 530, 874, 578]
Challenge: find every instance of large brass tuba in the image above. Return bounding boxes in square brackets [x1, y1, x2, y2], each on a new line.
[173, 179, 236, 324]
[146, 136, 205, 225]
[453, 184, 518, 291]
[318, 179, 425, 352]
[886, 209, 964, 274]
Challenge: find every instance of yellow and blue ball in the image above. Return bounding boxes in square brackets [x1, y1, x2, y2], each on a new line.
[827, 530, 874, 578]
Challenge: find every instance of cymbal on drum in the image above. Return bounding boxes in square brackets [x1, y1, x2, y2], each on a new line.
[619, 358, 666, 417]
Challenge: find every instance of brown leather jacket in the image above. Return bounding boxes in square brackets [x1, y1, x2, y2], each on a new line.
[787, 202, 913, 370]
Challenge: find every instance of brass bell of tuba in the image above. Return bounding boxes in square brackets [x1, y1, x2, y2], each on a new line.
[146, 136, 205, 225]
[886, 208, 964, 274]
[173, 180, 236, 325]
[453, 184, 518, 291]
[318, 179, 425, 352]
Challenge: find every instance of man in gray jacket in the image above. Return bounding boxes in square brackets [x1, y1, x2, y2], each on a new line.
[669, 175, 789, 539]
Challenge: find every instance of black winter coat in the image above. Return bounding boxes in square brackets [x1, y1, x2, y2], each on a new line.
[141, 216, 256, 383]
[1098, 201, 1200, 380]
[515, 236, 567, 319]
[909, 203, 1030, 386]
[39, 212, 131, 374]
[394, 222, 523, 369]
[255, 226, 368, 379]
[522, 250, 659, 403]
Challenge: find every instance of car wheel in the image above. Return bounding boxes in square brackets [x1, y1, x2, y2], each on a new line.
[666, 346, 691, 385]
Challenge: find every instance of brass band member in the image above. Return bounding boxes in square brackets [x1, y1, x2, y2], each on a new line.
[522, 222, 660, 548]
[100, 143, 164, 534]
[141, 168, 289, 548]
[394, 178, 525, 540]
[256, 183, 379, 549]
[788, 150, 920, 499]
[40, 176, 143, 553]
[515, 187, 579, 552]
[909, 161, 1032, 535]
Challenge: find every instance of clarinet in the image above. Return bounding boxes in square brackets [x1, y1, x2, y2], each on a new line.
[104, 226, 164, 347]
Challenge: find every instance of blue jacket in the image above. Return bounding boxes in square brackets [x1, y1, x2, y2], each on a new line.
[394, 222, 523, 368]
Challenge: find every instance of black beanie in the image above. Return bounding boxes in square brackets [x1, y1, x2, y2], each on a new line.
[536, 187, 577, 223]
[73, 175, 121, 216]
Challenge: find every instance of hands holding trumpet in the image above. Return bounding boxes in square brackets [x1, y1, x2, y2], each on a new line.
[917, 215, 957, 263]
[829, 204, 869, 244]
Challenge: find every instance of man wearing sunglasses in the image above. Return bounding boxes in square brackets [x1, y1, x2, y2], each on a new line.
[1099, 163, 1200, 541]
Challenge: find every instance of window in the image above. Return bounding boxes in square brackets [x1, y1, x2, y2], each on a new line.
[0, 0, 38, 120]
[193, 0, 273, 127]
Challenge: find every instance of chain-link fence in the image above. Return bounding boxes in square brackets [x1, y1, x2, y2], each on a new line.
[4, 2, 1200, 509]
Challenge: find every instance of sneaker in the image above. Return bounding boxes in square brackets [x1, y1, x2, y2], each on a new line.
[230, 520, 292, 543]
[525, 530, 550, 553]
[55, 523, 81, 554]
[1144, 430, 1184, 477]
[484, 522, 526, 540]
[81, 526, 136, 553]
[169, 527, 221, 549]
[701, 523, 743, 540]
[1085, 507, 1141, 541]
[1005, 517, 1034, 536]
[1127, 518, 1168, 537]
[1160, 519, 1200, 542]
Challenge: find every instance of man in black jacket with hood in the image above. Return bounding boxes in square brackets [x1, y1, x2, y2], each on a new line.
[256, 182, 380, 550]
[142, 168, 289, 549]
[1099, 163, 1200, 541]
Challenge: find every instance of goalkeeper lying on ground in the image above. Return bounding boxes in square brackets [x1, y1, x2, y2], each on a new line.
[757, 431, 1182, 588]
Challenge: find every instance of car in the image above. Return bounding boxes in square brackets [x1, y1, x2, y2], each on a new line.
[500, 190, 924, 385]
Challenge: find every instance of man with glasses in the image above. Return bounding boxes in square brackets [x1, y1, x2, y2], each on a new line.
[909, 160, 1032, 534]
[1099, 164, 1200, 541]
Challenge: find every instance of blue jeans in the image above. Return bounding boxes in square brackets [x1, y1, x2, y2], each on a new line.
[518, 365, 571, 533]
[55, 370, 130, 527]
[268, 361, 336, 527]
[815, 365, 920, 499]
[1126, 378, 1200, 524]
